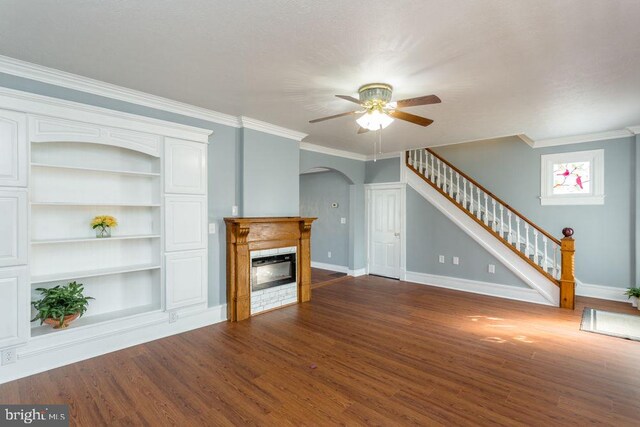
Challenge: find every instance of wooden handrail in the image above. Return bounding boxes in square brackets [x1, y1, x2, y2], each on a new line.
[423, 148, 561, 246]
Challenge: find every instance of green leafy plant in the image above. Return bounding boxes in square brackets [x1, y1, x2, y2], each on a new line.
[31, 282, 94, 327]
[624, 287, 640, 299]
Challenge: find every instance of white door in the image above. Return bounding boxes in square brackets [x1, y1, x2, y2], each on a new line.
[368, 188, 401, 278]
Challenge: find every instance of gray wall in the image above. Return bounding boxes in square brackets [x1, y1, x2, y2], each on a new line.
[242, 128, 300, 217]
[433, 136, 635, 288]
[365, 157, 401, 183]
[300, 150, 366, 270]
[407, 187, 528, 287]
[300, 171, 351, 267]
[0, 72, 301, 307]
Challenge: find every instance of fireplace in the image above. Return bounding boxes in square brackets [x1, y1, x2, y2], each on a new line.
[225, 217, 316, 321]
[251, 252, 296, 292]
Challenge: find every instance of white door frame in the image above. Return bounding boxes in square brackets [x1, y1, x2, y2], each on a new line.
[364, 182, 407, 280]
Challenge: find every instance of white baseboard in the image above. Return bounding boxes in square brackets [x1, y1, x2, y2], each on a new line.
[311, 262, 367, 277]
[0, 304, 227, 385]
[404, 271, 554, 306]
[311, 261, 349, 273]
[576, 282, 628, 302]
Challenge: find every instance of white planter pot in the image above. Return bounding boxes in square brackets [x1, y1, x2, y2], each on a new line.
[632, 296, 638, 307]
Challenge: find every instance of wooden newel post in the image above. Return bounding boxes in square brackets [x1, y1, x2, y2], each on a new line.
[560, 227, 576, 309]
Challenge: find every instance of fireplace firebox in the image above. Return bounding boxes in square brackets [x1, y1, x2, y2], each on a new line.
[251, 253, 296, 292]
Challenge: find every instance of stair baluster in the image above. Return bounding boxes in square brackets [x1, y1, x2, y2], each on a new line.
[499, 205, 504, 236]
[507, 210, 512, 244]
[462, 178, 467, 208]
[543, 236, 548, 272]
[533, 230, 539, 266]
[524, 224, 530, 257]
[491, 199, 497, 232]
[449, 167, 454, 198]
[476, 186, 481, 220]
[483, 194, 489, 226]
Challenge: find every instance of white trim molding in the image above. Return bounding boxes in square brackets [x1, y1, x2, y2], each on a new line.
[576, 282, 628, 303]
[539, 149, 605, 206]
[405, 271, 553, 306]
[0, 86, 212, 143]
[0, 54, 309, 142]
[519, 127, 640, 149]
[300, 142, 367, 161]
[0, 304, 227, 385]
[240, 116, 308, 142]
[310, 261, 366, 277]
[0, 54, 241, 128]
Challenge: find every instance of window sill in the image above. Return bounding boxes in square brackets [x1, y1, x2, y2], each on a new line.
[539, 195, 605, 206]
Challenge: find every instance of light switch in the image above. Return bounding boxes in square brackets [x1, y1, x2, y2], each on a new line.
[232, 205, 238, 216]
[208, 223, 216, 234]
[340, 217, 347, 224]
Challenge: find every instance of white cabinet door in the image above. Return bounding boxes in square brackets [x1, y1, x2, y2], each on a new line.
[0, 190, 27, 267]
[165, 138, 206, 194]
[165, 250, 207, 310]
[0, 109, 27, 187]
[165, 195, 207, 252]
[0, 267, 28, 348]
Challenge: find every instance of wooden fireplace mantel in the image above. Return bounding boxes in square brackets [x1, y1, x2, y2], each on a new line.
[224, 217, 316, 321]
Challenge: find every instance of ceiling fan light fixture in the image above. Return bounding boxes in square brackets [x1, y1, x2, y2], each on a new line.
[356, 110, 394, 131]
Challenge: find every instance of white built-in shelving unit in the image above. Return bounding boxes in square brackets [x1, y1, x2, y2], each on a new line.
[29, 140, 164, 336]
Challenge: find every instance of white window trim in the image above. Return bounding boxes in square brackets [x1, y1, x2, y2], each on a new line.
[540, 149, 605, 206]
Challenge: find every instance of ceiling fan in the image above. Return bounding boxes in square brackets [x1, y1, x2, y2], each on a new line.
[309, 83, 441, 133]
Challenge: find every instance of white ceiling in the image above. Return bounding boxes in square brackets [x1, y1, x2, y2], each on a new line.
[1, 1, 639, 154]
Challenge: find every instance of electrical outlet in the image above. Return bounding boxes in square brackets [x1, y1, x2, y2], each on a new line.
[453, 256, 459, 265]
[208, 223, 216, 234]
[439, 255, 445, 264]
[328, 251, 332, 259]
[340, 217, 346, 224]
[169, 311, 178, 323]
[488, 264, 496, 274]
[2, 349, 16, 365]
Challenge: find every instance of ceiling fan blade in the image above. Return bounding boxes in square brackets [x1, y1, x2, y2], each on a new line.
[389, 110, 434, 127]
[309, 110, 358, 123]
[395, 95, 441, 108]
[357, 127, 369, 134]
[335, 95, 362, 105]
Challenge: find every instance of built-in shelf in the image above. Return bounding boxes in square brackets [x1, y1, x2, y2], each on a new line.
[31, 263, 161, 284]
[30, 304, 161, 338]
[31, 235, 161, 245]
[31, 202, 161, 207]
[31, 162, 160, 177]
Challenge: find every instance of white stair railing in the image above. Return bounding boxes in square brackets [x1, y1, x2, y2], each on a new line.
[407, 148, 563, 280]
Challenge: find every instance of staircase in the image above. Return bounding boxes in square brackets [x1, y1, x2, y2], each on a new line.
[406, 148, 576, 309]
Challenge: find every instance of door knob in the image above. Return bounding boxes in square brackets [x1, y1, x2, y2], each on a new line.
[394, 232, 400, 237]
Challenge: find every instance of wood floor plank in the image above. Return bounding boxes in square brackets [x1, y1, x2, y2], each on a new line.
[2, 275, 640, 426]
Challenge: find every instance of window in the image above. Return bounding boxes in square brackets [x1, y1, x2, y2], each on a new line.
[540, 149, 604, 205]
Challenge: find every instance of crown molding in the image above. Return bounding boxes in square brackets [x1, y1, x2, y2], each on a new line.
[299, 142, 367, 161]
[239, 116, 308, 141]
[365, 151, 402, 161]
[0, 54, 243, 128]
[626, 126, 640, 135]
[0, 86, 212, 143]
[531, 129, 635, 148]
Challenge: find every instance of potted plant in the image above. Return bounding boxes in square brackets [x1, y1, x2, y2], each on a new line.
[624, 287, 640, 308]
[91, 215, 118, 238]
[31, 281, 94, 329]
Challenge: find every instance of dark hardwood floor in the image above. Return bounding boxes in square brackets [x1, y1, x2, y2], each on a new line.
[2, 276, 640, 426]
[311, 267, 347, 288]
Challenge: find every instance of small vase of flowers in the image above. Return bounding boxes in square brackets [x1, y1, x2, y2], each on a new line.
[92, 215, 118, 238]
